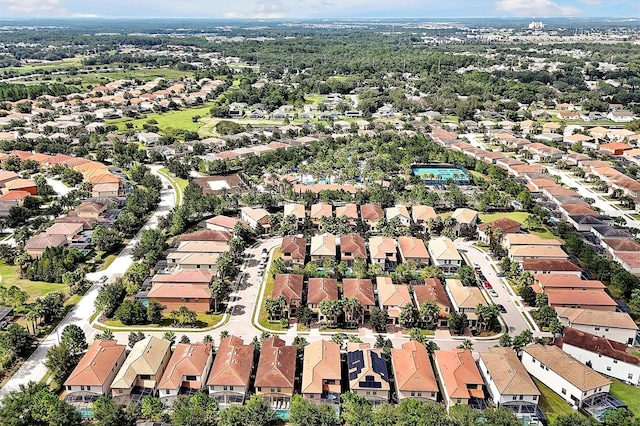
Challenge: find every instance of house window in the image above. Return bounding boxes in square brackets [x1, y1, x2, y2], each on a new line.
[186, 375, 197, 381]
[595, 327, 600, 331]
[277, 387, 281, 393]
[512, 396, 517, 400]
[607, 366, 612, 371]
[67, 386, 72, 391]
[229, 386, 234, 391]
[118, 389, 123, 394]
[628, 374, 633, 380]
[270, 388, 275, 393]
[80, 386, 85, 391]
[411, 392, 415, 397]
[519, 395, 524, 400]
[257, 387, 262, 392]
[417, 392, 422, 397]
[373, 391, 377, 395]
[561, 388, 567, 395]
[431, 392, 435, 397]
[613, 360, 618, 364]
[165, 389, 170, 395]
[456, 398, 462, 404]
[86, 386, 91, 391]
[366, 391, 371, 395]
[605, 328, 609, 331]
[533, 395, 538, 401]
[224, 386, 228, 391]
[140, 375, 151, 380]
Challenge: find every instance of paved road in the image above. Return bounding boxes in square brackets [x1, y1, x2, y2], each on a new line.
[546, 167, 640, 229]
[455, 239, 534, 336]
[0, 166, 176, 398]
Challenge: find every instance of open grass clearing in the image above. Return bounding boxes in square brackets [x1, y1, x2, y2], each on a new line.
[107, 103, 214, 133]
[479, 212, 559, 240]
[609, 378, 640, 417]
[0, 262, 68, 302]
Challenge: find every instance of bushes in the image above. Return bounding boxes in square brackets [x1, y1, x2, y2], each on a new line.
[25, 247, 84, 283]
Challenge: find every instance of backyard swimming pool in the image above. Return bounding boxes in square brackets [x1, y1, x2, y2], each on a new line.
[411, 165, 471, 184]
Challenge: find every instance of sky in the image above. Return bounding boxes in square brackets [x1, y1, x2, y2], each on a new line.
[0, 0, 636, 19]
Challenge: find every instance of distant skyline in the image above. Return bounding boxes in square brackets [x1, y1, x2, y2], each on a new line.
[0, 0, 636, 19]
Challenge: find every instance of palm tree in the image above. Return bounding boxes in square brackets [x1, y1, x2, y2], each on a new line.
[343, 297, 364, 326]
[169, 309, 180, 326]
[456, 339, 474, 350]
[419, 301, 440, 327]
[319, 299, 343, 326]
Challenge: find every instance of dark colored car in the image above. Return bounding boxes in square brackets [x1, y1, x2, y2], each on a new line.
[497, 304, 507, 313]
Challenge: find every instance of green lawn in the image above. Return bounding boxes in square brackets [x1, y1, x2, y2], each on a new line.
[258, 248, 285, 331]
[103, 312, 222, 329]
[107, 103, 215, 133]
[533, 378, 580, 424]
[304, 94, 325, 105]
[98, 254, 117, 271]
[0, 262, 68, 302]
[610, 378, 640, 417]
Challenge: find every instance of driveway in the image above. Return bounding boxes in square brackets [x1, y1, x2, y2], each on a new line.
[455, 239, 532, 336]
[0, 166, 176, 398]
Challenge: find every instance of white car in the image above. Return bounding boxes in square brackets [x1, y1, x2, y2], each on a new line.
[99, 275, 108, 283]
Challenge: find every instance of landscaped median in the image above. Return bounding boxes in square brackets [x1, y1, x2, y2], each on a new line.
[93, 312, 228, 333]
[255, 247, 287, 332]
[155, 167, 187, 206]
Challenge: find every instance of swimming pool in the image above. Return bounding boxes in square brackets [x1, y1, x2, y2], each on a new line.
[411, 165, 471, 184]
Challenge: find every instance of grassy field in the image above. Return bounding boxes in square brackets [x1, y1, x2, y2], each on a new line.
[98, 254, 117, 271]
[107, 103, 214, 133]
[610, 378, 640, 417]
[0, 262, 68, 302]
[258, 248, 285, 332]
[533, 378, 579, 424]
[2, 57, 84, 75]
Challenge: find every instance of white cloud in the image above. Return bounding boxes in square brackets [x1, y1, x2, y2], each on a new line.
[495, 0, 581, 16]
[580, 0, 602, 4]
[0, 0, 67, 15]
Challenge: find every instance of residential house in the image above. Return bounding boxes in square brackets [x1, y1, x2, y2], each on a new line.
[281, 236, 307, 269]
[2, 178, 36, 195]
[434, 349, 485, 411]
[158, 342, 214, 402]
[368, 236, 397, 271]
[239, 207, 270, 231]
[335, 203, 359, 225]
[478, 348, 541, 416]
[75, 201, 108, 219]
[307, 278, 339, 322]
[111, 336, 172, 398]
[555, 307, 638, 345]
[412, 205, 437, 231]
[64, 340, 127, 399]
[478, 218, 521, 244]
[178, 229, 232, 243]
[534, 275, 605, 292]
[445, 279, 486, 329]
[385, 205, 411, 227]
[0, 170, 18, 188]
[503, 234, 563, 250]
[339, 234, 367, 267]
[509, 245, 568, 263]
[283, 203, 306, 228]
[174, 240, 230, 254]
[24, 233, 67, 257]
[451, 208, 478, 236]
[310, 234, 337, 266]
[347, 343, 390, 406]
[204, 215, 240, 233]
[310, 203, 333, 227]
[428, 236, 462, 274]
[397, 236, 429, 267]
[254, 337, 297, 412]
[342, 278, 376, 320]
[521, 344, 611, 408]
[45, 222, 83, 243]
[207, 336, 254, 406]
[391, 341, 439, 403]
[413, 278, 451, 327]
[613, 251, 640, 274]
[360, 204, 384, 231]
[560, 327, 640, 386]
[148, 270, 215, 313]
[546, 289, 618, 312]
[376, 277, 412, 324]
[301, 340, 342, 406]
[166, 252, 220, 271]
[272, 274, 304, 317]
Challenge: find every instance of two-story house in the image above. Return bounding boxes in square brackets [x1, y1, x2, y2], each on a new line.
[478, 347, 541, 417]
[368, 236, 397, 271]
[428, 237, 462, 274]
[411, 205, 437, 231]
[207, 336, 254, 406]
[555, 307, 638, 346]
[444, 279, 486, 329]
[240, 207, 270, 230]
[158, 342, 214, 403]
[335, 203, 359, 226]
[283, 203, 306, 229]
[339, 233, 367, 267]
[360, 204, 384, 231]
[307, 278, 339, 322]
[342, 278, 376, 322]
[311, 203, 333, 227]
[64, 340, 127, 400]
[302, 340, 341, 406]
[281, 236, 307, 269]
[391, 341, 439, 403]
[521, 344, 611, 408]
[376, 277, 413, 324]
[310, 234, 337, 266]
[434, 349, 485, 411]
[385, 205, 411, 227]
[272, 274, 304, 317]
[255, 337, 297, 413]
[111, 336, 172, 399]
[413, 278, 451, 327]
[347, 343, 390, 406]
[397, 236, 430, 267]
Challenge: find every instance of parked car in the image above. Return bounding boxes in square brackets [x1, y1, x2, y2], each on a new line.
[484, 281, 492, 289]
[489, 289, 499, 297]
[496, 272, 505, 277]
[497, 304, 507, 313]
[99, 275, 108, 283]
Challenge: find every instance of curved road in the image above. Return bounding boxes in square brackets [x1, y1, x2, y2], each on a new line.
[0, 166, 176, 398]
